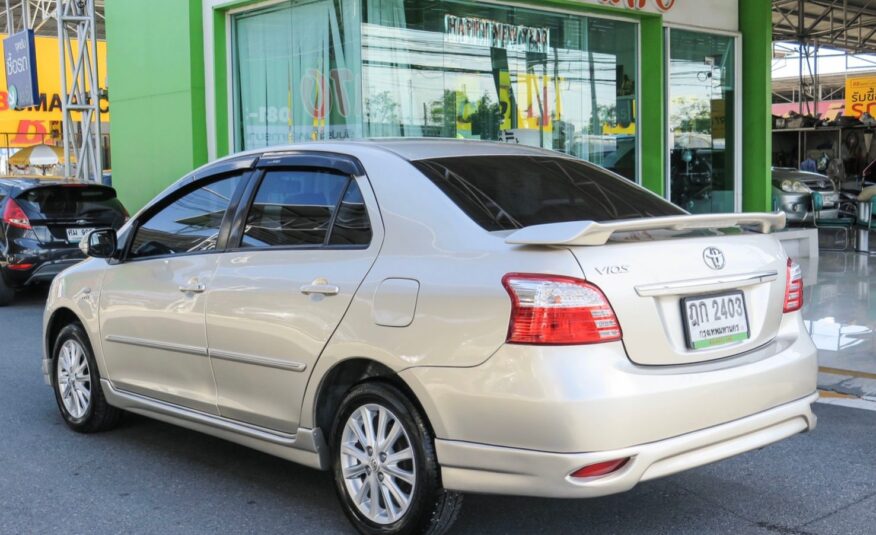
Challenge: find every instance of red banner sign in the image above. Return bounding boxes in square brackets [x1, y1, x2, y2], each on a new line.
[599, 0, 677, 12]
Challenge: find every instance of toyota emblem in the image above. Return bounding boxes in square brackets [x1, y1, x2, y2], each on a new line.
[703, 247, 725, 270]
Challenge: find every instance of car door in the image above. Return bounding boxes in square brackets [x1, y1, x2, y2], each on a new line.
[205, 159, 381, 433]
[99, 172, 248, 414]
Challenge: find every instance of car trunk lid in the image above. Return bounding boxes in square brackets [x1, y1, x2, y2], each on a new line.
[506, 214, 790, 366]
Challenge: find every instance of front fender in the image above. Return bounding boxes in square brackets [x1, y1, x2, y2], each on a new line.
[42, 259, 108, 384]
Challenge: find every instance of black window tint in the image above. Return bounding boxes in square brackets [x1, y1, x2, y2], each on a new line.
[129, 174, 243, 259]
[241, 169, 348, 248]
[16, 185, 126, 221]
[328, 180, 371, 246]
[413, 156, 685, 231]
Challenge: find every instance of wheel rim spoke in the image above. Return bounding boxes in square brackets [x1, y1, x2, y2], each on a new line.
[380, 484, 397, 522]
[380, 421, 402, 452]
[383, 476, 409, 510]
[385, 448, 413, 465]
[368, 475, 380, 517]
[384, 463, 415, 485]
[342, 462, 367, 480]
[341, 444, 368, 464]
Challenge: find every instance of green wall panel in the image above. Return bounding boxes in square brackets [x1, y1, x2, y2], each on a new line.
[740, 0, 772, 212]
[639, 16, 664, 197]
[105, 0, 207, 212]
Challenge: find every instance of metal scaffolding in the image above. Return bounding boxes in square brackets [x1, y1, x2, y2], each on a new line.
[772, 0, 876, 116]
[55, 0, 100, 182]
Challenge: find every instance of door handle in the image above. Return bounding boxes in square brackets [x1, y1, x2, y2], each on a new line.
[300, 282, 340, 296]
[179, 283, 206, 293]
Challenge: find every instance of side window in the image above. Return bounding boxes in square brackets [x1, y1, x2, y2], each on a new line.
[129, 174, 243, 259]
[328, 180, 372, 246]
[241, 169, 348, 248]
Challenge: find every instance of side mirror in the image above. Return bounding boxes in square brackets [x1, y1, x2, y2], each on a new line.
[79, 228, 117, 259]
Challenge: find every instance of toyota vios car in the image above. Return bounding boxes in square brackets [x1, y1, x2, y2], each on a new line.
[43, 140, 817, 535]
[0, 178, 127, 305]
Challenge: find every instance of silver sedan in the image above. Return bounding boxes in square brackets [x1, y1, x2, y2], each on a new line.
[43, 140, 817, 535]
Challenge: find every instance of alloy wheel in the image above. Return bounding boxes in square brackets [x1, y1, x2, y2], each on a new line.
[56, 339, 92, 419]
[340, 403, 417, 525]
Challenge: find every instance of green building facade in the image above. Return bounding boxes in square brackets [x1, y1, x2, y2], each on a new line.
[105, 0, 772, 213]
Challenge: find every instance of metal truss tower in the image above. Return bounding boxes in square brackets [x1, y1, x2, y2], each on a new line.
[56, 0, 101, 182]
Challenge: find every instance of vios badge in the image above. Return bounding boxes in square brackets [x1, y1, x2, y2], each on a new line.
[703, 247, 725, 270]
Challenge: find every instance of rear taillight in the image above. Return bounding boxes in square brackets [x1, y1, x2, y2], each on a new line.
[2, 199, 31, 229]
[502, 273, 621, 345]
[783, 258, 803, 313]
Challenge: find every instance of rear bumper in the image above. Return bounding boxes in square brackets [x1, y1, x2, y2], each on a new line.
[436, 392, 817, 498]
[2, 243, 83, 287]
[402, 313, 817, 453]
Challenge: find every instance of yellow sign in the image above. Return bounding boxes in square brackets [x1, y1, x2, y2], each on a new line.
[0, 34, 108, 148]
[846, 76, 876, 118]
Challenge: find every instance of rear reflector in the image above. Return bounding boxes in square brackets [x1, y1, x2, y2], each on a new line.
[502, 274, 621, 345]
[7, 263, 34, 271]
[2, 198, 31, 229]
[783, 258, 803, 313]
[571, 458, 630, 479]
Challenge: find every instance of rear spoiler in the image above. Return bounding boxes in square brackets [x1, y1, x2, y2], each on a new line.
[505, 212, 786, 247]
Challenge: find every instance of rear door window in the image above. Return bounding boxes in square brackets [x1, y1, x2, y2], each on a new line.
[16, 185, 125, 221]
[413, 156, 685, 231]
[240, 169, 350, 248]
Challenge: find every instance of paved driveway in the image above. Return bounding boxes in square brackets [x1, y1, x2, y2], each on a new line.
[2, 287, 875, 534]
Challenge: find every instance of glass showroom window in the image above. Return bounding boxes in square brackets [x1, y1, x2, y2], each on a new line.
[668, 29, 737, 213]
[232, 1, 640, 181]
[361, 1, 640, 180]
[232, 0, 363, 149]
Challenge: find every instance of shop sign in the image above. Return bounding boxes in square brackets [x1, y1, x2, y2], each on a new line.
[3, 30, 39, 109]
[598, 0, 676, 12]
[0, 33, 108, 147]
[444, 15, 550, 53]
[845, 75, 876, 118]
[591, 1, 738, 33]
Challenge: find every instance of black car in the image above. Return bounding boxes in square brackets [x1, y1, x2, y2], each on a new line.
[0, 178, 127, 305]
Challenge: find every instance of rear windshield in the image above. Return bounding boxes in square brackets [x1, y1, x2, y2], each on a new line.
[16, 186, 124, 219]
[413, 156, 684, 231]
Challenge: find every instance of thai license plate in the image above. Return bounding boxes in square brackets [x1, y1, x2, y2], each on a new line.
[66, 227, 94, 243]
[681, 291, 750, 350]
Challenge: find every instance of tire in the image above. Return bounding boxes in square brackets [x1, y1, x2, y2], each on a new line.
[51, 322, 121, 433]
[331, 382, 463, 535]
[0, 274, 14, 306]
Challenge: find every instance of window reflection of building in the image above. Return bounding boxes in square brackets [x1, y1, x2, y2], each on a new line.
[232, 0, 640, 182]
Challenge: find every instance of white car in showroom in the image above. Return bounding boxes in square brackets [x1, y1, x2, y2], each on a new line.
[43, 140, 817, 535]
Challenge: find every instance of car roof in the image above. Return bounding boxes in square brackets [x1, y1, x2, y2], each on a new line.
[215, 138, 571, 167]
[342, 138, 570, 161]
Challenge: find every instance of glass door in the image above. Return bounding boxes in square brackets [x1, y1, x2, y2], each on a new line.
[667, 29, 737, 213]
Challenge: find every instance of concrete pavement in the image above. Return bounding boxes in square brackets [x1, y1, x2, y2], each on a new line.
[2, 286, 875, 535]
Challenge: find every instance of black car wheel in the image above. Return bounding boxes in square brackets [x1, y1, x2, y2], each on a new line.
[51, 323, 121, 433]
[331, 382, 462, 535]
[0, 274, 13, 306]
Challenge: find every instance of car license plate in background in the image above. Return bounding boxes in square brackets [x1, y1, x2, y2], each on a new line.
[682, 291, 750, 350]
[66, 227, 94, 243]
